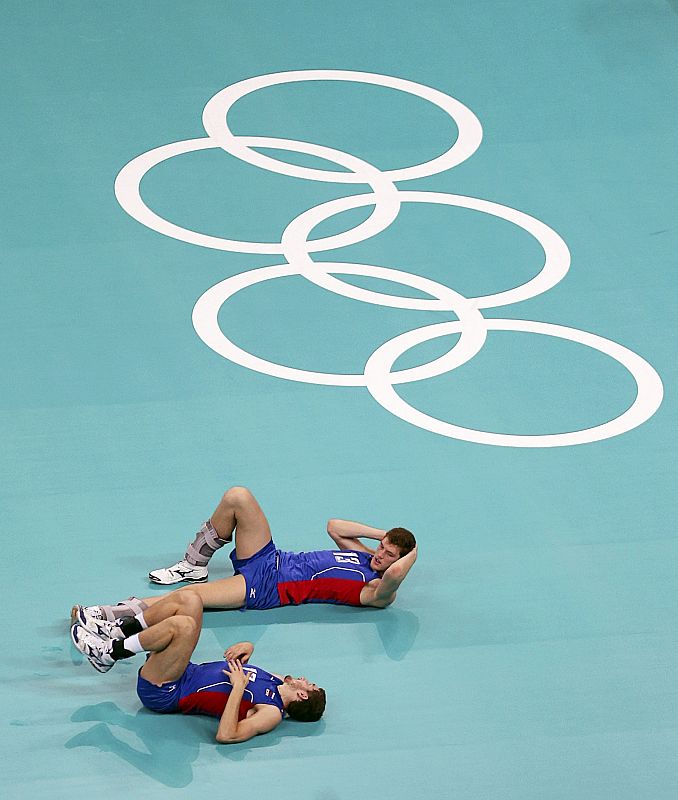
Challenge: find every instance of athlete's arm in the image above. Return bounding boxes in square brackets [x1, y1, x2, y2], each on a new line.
[224, 641, 255, 663]
[326, 518, 386, 554]
[216, 660, 281, 743]
[359, 546, 418, 608]
[216, 705, 281, 744]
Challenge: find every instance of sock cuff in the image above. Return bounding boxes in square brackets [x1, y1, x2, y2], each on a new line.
[134, 611, 149, 630]
[124, 633, 146, 655]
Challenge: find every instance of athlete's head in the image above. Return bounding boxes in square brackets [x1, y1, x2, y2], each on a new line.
[283, 676, 326, 722]
[370, 527, 416, 572]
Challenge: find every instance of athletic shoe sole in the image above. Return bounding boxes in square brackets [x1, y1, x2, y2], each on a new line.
[148, 572, 209, 585]
[69, 624, 113, 673]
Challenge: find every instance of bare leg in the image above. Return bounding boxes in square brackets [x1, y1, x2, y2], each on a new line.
[141, 575, 247, 611]
[138, 591, 202, 685]
[81, 487, 268, 617]
[141, 588, 209, 625]
[146, 485, 273, 583]
[209, 486, 272, 559]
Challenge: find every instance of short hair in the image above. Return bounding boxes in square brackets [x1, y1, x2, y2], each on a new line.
[384, 527, 416, 557]
[287, 687, 327, 722]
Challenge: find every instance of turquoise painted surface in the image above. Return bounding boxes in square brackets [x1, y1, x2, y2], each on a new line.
[1, 2, 677, 798]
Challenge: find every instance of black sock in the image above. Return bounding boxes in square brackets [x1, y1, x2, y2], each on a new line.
[118, 617, 143, 637]
[111, 639, 135, 661]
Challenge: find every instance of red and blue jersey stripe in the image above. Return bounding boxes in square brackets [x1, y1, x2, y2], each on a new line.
[276, 549, 379, 606]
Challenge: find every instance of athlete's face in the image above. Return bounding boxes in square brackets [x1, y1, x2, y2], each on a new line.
[370, 537, 401, 572]
[284, 676, 318, 696]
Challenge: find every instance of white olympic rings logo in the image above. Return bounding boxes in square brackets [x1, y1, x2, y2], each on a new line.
[114, 69, 663, 447]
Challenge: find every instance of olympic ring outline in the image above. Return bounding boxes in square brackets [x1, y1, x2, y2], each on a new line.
[192, 262, 487, 387]
[363, 319, 664, 447]
[114, 136, 401, 255]
[280, 190, 571, 310]
[114, 69, 664, 447]
[202, 69, 483, 183]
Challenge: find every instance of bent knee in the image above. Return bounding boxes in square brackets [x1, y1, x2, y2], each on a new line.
[175, 589, 203, 614]
[170, 614, 198, 638]
[223, 486, 255, 507]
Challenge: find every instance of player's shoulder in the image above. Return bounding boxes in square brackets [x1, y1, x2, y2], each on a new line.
[251, 702, 284, 721]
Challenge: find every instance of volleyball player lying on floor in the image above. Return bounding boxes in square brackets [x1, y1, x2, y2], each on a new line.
[72, 485, 417, 626]
[70, 589, 325, 744]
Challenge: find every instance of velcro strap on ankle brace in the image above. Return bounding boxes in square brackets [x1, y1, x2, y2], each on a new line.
[122, 596, 148, 616]
[186, 520, 226, 566]
[204, 520, 225, 550]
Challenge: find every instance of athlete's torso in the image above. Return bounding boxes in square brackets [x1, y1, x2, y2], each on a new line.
[276, 549, 380, 606]
[177, 661, 284, 720]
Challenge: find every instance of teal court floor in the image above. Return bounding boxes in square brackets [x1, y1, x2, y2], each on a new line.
[2, 2, 677, 798]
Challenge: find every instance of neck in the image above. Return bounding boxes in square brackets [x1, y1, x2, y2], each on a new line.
[277, 682, 296, 709]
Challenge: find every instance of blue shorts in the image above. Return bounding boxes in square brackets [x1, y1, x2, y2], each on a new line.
[137, 662, 199, 713]
[229, 539, 281, 610]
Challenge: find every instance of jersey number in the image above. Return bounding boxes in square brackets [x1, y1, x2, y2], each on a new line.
[333, 552, 361, 565]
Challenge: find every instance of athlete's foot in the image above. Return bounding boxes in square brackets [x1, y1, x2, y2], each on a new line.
[71, 605, 125, 639]
[70, 604, 107, 626]
[70, 624, 115, 673]
[148, 559, 208, 585]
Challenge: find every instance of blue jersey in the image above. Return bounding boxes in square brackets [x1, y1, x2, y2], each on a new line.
[276, 549, 380, 606]
[230, 541, 381, 610]
[137, 660, 284, 720]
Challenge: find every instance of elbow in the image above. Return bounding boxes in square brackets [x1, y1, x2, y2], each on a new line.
[215, 725, 239, 744]
[327, 519, 338, 538]
[216, 733, 239, 744]
[371, 585, 396, 607]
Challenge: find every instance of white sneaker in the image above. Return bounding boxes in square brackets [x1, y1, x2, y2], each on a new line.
[71, 605, 124, 639]
[70, 624, 115, 673]
[148, 559, 208, 585]
[71, 604, 106, 625]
